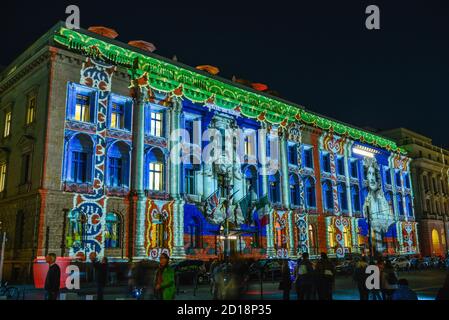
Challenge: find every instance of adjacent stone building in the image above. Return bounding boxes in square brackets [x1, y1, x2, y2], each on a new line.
[381, 128, 449, 257]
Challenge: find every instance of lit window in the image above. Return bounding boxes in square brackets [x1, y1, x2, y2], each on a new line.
[105, 213, 121, 249]
[110, 102, 125, 130]
[149, 162, 163, 191]
[3, 112, 11, 138]
[74, 94, 91, 122]
[26, 95, 36, 125]
[150, 112, 163, 137]
[0, 163, 6, 192]
[328, 225, 335, 249]
[343, 226, 351, 248]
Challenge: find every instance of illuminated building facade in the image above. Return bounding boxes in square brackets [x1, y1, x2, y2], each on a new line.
[381, 128, 449, 257]
[0, 23, 419, 279]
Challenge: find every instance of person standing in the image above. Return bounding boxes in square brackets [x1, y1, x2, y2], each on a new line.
[89, 253, 108, 300]
[353, 256, 369, 300]
[154, 253, 176, 300]
[381, 260, 398, 300]
[44, 253, 61, 300]
[315, 252, 335, 300]
[279, 260, 292, 300]
[295, 252, 315, 300]
[391, 279, 418, 300]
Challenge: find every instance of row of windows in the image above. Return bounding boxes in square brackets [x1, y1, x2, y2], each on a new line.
[2, 94, 37, 139]
[68, 84, 165, 137]
[0, 152, 34, 193]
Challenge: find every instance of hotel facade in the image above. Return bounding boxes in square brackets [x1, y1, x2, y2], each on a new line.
[0, 23, 420, 281]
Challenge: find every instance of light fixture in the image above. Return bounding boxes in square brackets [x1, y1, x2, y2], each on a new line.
[353, 147, 375, 158]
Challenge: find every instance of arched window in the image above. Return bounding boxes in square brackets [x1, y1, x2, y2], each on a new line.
[328, 225, 335, 250]
[107, 142, 130, 188]
[289, 174, 300, 206]
[105, 213, 122, 249]
[351, 185, 361, 212]
[432, 229, 441, 255]
[322, 181, 333, 212]
[304, 177, 316, 208]
[308, 224, 317, 255]
[188, 216, 202, 249]
[338, 183, 348, 211]
[146, 148, 165, 191]
[66, 134, 93, 183]
[268, 172, 281, 203]
[343, 225, 352, 248]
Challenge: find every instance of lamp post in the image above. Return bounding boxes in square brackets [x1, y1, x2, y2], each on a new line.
[61, 209, 69, 257]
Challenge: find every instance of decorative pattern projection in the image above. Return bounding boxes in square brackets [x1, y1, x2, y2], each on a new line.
[287, 122, 309, 254]
[53, 27, 406, 154]
[145, 199, 174, 260]
[68, 58, 115, 260]
[322, 133, 346, 258]
[402, 222, 416, 253]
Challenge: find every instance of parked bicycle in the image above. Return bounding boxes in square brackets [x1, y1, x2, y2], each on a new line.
[0, 281, 20, 300]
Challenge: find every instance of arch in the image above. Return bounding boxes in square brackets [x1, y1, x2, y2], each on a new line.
[105, 212, 123, 249]
[304, 177, 316, 208]
[289, 174, 300, 206]
[107, 141, 131, 188]
[66, 133, 94, 183]
[146, 147, 165, 191]
[432, 229, 441, 255]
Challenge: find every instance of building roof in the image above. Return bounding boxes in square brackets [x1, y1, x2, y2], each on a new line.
[0, 22, 405, 155]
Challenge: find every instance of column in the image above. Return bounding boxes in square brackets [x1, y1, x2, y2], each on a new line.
[131, 86, 147, 258]
[170, 98, 186, 260]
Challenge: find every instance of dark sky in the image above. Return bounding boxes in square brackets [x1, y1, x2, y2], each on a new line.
[1, 0, 448, 147]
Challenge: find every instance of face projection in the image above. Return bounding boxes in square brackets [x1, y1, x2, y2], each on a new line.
[367, 166, 378, 191]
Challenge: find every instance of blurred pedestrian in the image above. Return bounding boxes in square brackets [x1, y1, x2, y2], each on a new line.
[44, 253, 60, 300]
[391, 279, 418, 300]
[381, 260, 398, 300]
[436, 273, 449, 300]
[353, 256, 369, 300]
[295, 252, 315, 300]
[154, 253, 176, 300]
[279, 260, 292, 300]
[315, 252, 335, 300]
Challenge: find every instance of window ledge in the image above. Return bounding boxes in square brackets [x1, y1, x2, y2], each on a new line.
[106, 187, 129, 197]
[63, 182, 94, 194]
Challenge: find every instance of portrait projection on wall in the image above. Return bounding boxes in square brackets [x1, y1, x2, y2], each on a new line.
[362, 157, 396, 254]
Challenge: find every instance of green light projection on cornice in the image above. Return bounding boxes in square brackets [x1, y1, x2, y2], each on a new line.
[53, 27, 406, 154]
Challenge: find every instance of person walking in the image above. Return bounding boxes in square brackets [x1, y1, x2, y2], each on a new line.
[353, 256, 369, 300]
[436, 272, 449, 300]
[279, 260, 292, 300]
[391, 279, 418, 300]
[89, 252, 108, 300]
[315, 252, 335, 300]
[381, 260, 398, 300]
[154, 253, 176, 300]
[295, 252, 315, 300]
[44, 253, 61, 300]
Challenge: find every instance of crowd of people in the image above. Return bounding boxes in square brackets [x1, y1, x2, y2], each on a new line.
[42, 251, 449, 301]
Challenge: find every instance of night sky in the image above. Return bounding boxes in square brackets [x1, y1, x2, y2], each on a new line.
[1, 0, 448, 147]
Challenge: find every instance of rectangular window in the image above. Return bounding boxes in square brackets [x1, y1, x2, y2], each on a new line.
[109, 157, 123, 187]
[20, 153, 32, 185]
[185, 169, 196, 195]
[385, 167, 392, 185]
[0, 163, 6, 192]
[322, 153, 331, 173]
[350, 160, 358, 178]
[288, 145, 298, 165]
[110, 102, 125, 130]
[150, 112, 163, 137]
[3, 112, 11, 138]
[337, 157, 345, 175]
[396, 171, 402, 187]
[71, 151, 88, 183]
[185, 120, 194, 143]
[149, 162, 163, 191]
[74, 94, 91, 122]
[26, 95, 36, 125]
[303, 148, 314, 169]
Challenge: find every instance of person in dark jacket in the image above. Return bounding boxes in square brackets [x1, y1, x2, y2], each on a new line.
[391, 279, 418, 300]
[436, 272, 449, 300]
[295, 252, 315, 300]
[315, 252, 335, 300]
[353, 256, 369, 300]
[279, 260, 292, 300]
[89, 253, 108, 300]
[44, 253, 61, 300]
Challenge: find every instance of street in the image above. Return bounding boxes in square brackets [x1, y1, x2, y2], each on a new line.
[10, 269, 448, 300]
